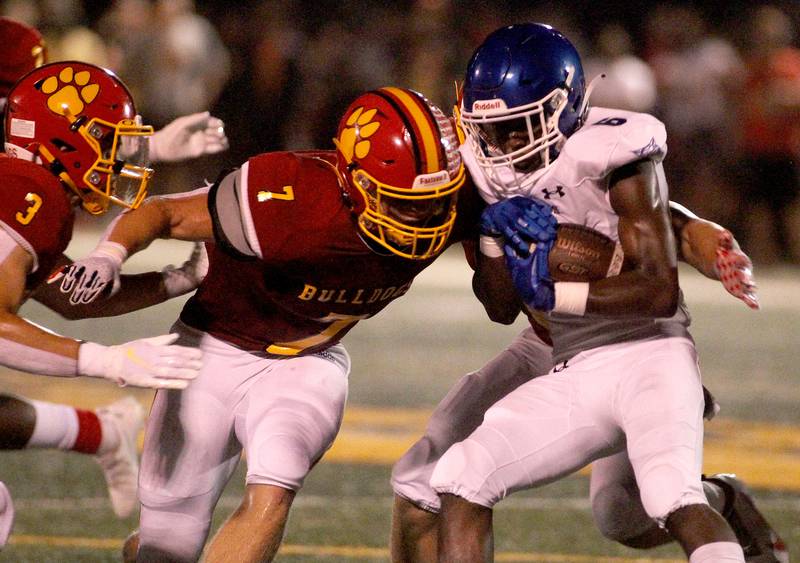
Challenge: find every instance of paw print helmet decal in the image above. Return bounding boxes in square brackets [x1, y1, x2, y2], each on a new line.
[334, 87, 465, 260]
[4, 61, 154, 215]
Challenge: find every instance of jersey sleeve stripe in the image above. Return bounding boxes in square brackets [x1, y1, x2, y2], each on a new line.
[0, 220, 38, 273]
[238, 161, 263, 259]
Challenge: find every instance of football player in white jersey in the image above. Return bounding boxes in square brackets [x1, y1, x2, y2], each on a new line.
[390, 22, 784, 563]
[421, 24, 783, 563]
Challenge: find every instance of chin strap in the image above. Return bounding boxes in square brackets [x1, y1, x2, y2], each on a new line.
[4, 142, 39, 162]
[312, 155, 355, 209]
[578, 73, 605, 126]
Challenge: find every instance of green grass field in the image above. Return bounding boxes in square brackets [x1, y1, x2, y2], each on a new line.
[1, 238, 798, 562]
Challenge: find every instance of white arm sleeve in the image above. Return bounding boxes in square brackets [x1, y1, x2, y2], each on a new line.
[0, 335, 78, 376]
[0, 226, 20, 266]
[0, 225, 78, 375]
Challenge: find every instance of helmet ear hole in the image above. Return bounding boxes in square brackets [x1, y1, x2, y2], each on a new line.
[51, 139, 76, 153]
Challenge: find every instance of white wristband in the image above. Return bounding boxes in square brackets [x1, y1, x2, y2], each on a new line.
[479, 235, 504, 258]
[553, 282, 589, 316]
[77, 341, 122, 383]
[90, 240, 128, 267]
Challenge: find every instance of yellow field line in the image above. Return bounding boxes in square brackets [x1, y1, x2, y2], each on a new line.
[1, 371, 798, 491]
[11, 534, 123, 549]
[8, 535, 683, 562]
[329, 408, 800, 492]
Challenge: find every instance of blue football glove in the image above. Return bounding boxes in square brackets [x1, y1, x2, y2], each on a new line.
[504, 238, 555, 311]
[480, 196, 558, 256]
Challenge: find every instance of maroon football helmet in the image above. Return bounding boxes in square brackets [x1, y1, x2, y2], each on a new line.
[334, 87, 465, 260]
[4, 61, 154, 214]
[0, 17, 46, 98]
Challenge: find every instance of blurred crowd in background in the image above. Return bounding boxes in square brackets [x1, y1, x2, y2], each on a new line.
[3, 0, 800, 264]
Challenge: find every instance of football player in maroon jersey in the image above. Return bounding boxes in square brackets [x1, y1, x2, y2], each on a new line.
[0, 43, 220, 553]
[64, 86, 481, 562]
[0, 16, 230, 534]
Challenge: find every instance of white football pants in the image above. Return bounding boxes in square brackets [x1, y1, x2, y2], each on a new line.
[137, 321, 350, 562]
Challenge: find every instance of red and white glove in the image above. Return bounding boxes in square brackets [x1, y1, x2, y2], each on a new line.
[78, 334, 202, 389]
[149, 111, 228, 163]
[714, 231, 759, 310]
[59, 241, 127, 305]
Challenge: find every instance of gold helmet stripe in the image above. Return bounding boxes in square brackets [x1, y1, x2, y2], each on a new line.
[381, 87, 440, 175]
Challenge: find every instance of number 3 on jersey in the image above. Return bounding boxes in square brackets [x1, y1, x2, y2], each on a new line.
[16, 192, 43, 225]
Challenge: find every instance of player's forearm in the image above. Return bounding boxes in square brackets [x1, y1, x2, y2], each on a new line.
[0, 311, 81, 375]
[584, 267, 679, 317]
[105, 194, 213, 254]
[104, 198, 174, 255]
[601, 164, 679, 317]
[474, 254, 521, 324]
[34, 271, 170, 319]
[584, 220, 679, 317]
[679, 219, 729, 280]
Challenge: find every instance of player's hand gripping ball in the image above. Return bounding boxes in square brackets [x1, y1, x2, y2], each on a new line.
[487, 196, 625, 311]
[504, 238, 556, 311]
[480, 196, 558, 254]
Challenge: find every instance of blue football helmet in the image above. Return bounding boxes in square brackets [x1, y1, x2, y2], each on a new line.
[460, 23, 588, 197]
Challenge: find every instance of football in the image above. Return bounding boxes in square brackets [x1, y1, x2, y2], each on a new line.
[548, 224, 624, 282]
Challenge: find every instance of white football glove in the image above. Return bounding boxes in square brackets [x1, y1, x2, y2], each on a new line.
[149, 111, 228, 163]
[161, 242, 209, 298]
[78, 334, 202, 389]
[714, 231, 760, 310]
[59, 242, 128, 305]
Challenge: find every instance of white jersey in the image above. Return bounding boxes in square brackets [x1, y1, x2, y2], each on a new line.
[462, 106, 691, 363]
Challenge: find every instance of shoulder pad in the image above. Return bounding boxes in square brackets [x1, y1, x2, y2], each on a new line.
[562, 107, 667, 180]
[240, 150, 344, 259]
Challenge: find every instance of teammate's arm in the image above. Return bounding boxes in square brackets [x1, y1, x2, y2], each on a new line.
[105, 191, 214, 254]
[0, 242, 200, 387]
[32, 245, 206, 318]
[0, 244, 82, 363]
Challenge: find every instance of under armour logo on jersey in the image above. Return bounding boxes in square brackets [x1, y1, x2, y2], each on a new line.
[541, 185, 565, 200]
[633, 137, 663, 158]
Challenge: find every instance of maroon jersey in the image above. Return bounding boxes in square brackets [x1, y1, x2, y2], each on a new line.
[181, 150, 481, 356]
[0, 156, 74, 288]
